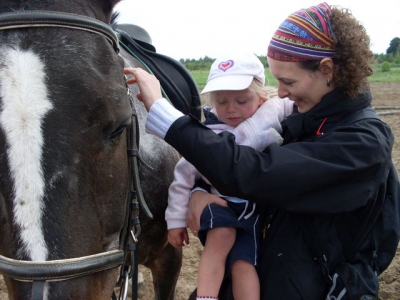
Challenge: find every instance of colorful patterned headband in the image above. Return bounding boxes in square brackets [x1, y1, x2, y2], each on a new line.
[267, 2, 336, 62]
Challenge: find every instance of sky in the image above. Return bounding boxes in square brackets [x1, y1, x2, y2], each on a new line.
[114, 0, 400, 61]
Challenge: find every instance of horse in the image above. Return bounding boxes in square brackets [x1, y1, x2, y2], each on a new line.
[0, 1, 199, 299]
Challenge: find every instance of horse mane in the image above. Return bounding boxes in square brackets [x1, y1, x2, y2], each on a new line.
[1, 1, 46, 11]
[111, 11, 119, 29]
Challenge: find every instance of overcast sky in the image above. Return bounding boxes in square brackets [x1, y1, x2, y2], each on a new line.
[114, 0, 400, 61]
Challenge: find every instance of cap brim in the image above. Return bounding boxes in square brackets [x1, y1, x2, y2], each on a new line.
[201, 75, 253, 94]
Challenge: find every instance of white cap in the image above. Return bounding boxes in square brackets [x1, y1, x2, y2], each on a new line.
[201, 53, 265, 94]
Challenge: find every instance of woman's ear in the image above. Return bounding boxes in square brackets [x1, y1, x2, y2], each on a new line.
[319, 58, 334, 76]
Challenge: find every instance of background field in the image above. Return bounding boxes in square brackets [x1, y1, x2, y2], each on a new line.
[191, 66, 400, 91]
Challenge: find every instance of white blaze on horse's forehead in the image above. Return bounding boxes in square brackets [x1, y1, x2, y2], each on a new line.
[0, 47, 52, 262]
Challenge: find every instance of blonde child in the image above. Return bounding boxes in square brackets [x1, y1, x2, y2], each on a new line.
[165, 53, 291, 300]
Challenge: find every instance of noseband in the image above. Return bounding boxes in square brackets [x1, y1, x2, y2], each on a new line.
[0, 10, 145, 300]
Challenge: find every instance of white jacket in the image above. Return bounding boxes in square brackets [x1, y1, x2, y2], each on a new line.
[165, 97, 294, 229]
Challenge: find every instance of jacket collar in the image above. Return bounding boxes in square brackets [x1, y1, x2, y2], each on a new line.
[203, 106, 225, 126]
[284, 88, 372, 139]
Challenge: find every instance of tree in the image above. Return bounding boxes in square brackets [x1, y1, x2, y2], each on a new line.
[386, 37, 400, 55]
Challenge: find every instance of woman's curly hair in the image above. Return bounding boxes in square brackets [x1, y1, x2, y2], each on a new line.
[299, 5, 373, 99]
[329, 5, 373, 99]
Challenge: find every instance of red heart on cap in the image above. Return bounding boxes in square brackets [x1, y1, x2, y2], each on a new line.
[218, 60, 234, 72]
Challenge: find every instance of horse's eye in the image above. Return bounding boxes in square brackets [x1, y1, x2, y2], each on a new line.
[109, 126, 126, 141]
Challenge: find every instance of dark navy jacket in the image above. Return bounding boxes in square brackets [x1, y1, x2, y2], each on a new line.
[165, 88, 398, 299]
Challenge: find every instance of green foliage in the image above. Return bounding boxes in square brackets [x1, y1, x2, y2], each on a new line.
[184, 48, 400, 91]
[181, 37, 400, 72]
[386, 37, 400, 55]
[180, 56, 215, 71]
[381, 61, 391, 72]
[369, 65, 400, 82]
[374, 52, 400, 64]
[190, 65, 400, 91]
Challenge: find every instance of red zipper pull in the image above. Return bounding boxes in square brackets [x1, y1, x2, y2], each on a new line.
[316, 117, 328, 136]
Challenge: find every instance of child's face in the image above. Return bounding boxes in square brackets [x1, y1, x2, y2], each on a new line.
[213, 89, 262, 127]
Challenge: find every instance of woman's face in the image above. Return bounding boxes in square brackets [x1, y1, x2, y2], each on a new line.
[213, 89, 262, 127]
[267, 57, 329, 113]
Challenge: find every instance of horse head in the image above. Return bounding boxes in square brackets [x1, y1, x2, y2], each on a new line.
[0, 0, 150, 299]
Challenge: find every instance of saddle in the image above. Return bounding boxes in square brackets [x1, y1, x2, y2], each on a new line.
[115, 24, 202, 120]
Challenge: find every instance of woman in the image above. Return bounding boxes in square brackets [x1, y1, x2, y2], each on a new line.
[124, 2, 399, 299]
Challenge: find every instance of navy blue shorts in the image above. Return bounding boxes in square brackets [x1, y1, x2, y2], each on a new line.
[198, 201, 260, 271]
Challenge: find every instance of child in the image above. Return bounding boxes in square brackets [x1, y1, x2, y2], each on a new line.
[165, 53, 288, 300]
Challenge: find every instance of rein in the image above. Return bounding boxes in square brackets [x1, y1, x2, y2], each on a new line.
[0, 10, 148, 300]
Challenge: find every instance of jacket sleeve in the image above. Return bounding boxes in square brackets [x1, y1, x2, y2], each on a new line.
[166, 157, 202, 229]
[237, 97, 288, 132]
[218, 125, 283, 150]
[165, 116, 394, 214]
[229, 97, 292, 149]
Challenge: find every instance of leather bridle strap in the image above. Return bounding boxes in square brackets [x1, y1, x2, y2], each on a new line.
[0, 250, 123, 299]
[31, 281, 46, 300]
[0, 250, 124, 282]
[0, 10, 119, 53]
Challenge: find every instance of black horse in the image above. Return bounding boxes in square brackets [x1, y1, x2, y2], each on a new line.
[0, 0, 199, 299]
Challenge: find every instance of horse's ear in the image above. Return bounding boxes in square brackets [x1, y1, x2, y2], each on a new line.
[109, 0, 122, 9]
[99, 0, 122, 23]
[111, 11, 120, 27]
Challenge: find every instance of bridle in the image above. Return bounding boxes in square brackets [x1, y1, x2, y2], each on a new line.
[0, 10, 150, 300]
[0, 10, 119, 52]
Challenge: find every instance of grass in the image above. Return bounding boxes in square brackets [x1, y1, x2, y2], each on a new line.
[369, 66, 400, 82]
[191, 70, 209, 91]
[190, 65, 400, 91]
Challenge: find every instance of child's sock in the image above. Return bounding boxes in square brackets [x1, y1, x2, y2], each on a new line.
[196, 297, 218, 300]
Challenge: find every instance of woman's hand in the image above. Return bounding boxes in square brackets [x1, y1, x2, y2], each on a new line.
[123, 67, 162, 111]
[187, 190, 228, 236]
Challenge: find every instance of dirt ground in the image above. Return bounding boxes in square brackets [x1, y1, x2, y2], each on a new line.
[1, 82, 399, 299]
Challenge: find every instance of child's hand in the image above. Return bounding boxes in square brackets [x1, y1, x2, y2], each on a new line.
[123, 67, 163, 111]
[168, 228, 189, 248]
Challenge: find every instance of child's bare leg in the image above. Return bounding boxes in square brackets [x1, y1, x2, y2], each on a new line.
[232, 260, 260, 300]
[197, 227, 236, 298]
